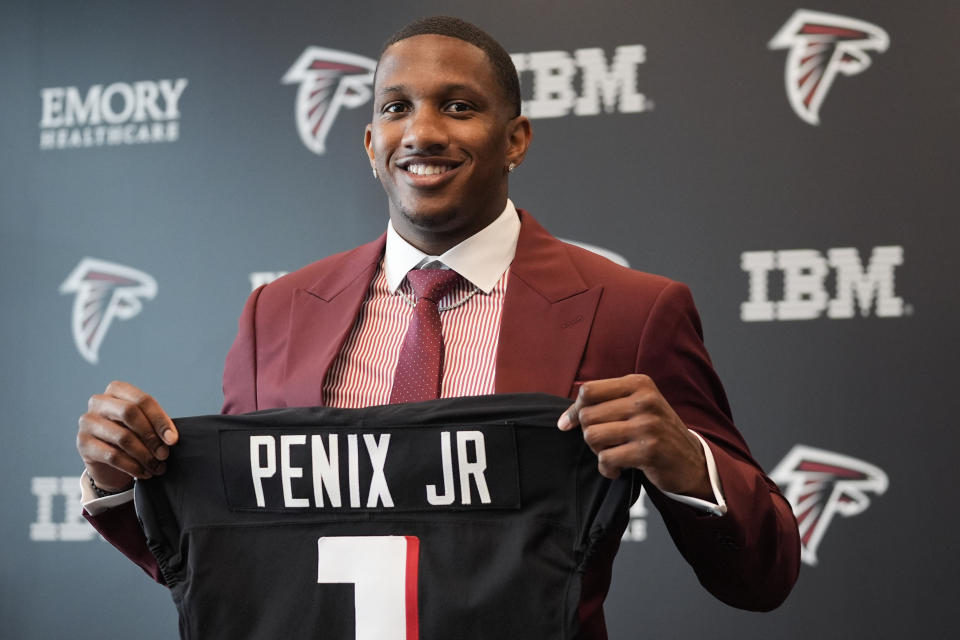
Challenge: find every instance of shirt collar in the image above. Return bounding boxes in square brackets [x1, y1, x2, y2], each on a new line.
[384, 199, 521, 294]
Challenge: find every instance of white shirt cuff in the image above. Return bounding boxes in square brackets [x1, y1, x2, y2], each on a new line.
[660, 431, 728, 517]
[79, 469, 135, 516]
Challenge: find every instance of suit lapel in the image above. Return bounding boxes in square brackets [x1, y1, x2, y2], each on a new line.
[283, 235, 385, 407]
[495, 211, 602, 398]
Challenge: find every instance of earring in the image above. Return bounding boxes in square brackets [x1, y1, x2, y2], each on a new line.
[507, 162, 516, 173]
[372, 167, 378, 179]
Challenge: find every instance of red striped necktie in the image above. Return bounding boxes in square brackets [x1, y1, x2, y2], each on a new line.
[389, 269, 463, 403]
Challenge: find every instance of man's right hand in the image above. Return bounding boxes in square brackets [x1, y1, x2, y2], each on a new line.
[77, 381, 179, 493]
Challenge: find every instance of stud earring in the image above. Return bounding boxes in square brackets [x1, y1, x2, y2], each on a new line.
[507, 162, 516, 173]
[372, 167, 378, 179]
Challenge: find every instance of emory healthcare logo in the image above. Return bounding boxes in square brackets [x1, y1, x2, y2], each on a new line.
[59, 258, 157, 364]
[39, 78, 188, 150]
[284, 44, 649, 155]
[769, 10, 889, 125]
[771, 445, 888, 566]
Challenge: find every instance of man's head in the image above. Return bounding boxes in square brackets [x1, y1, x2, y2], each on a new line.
[364, 16, 531, 255]
[378, 16, 522, 119]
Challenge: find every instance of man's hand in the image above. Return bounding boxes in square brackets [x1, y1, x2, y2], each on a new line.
[77, 381, 178, 493]
[558, 374, 712, 500]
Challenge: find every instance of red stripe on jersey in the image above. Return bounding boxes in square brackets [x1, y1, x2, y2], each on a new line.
[405, 535, 420, 640]
[324, 261, 506, 408]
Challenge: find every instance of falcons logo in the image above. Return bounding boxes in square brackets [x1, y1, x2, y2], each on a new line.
[283, 47, 376, 155]
[59, 258, 157, 364]
[769, 10, 889, 125]
[770, 444, 888, 566]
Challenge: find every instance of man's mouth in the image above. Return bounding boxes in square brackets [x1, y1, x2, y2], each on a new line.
[405, 163, 454, 176]
[396, 158, 462, 178]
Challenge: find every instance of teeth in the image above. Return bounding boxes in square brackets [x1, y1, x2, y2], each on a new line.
[406, 163, 452, 176]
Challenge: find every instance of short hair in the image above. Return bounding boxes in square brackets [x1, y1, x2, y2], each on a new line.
[380, 16, 522, 118]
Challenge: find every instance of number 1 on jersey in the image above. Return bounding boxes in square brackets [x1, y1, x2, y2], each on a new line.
[317, 535, 420, 640]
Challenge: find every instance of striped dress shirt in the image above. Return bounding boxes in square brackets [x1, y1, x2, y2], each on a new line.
[322, 201, 521, 409]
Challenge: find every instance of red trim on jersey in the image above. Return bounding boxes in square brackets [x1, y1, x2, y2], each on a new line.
[405, 536, 420, 640]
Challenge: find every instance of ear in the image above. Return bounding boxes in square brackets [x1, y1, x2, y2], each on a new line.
[363, 124, 376, 169]
[505, 116, 532, 169]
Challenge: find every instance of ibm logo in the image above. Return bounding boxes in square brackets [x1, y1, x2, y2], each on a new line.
[30, 476, 97, 541]
[740, 246, 906, 321]
[511, 45, 649, 119]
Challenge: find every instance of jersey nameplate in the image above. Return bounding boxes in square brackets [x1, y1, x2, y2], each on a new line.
[219, 424, 520, 512]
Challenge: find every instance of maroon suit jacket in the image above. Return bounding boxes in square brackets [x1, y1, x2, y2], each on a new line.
[87, 210, 799, 633]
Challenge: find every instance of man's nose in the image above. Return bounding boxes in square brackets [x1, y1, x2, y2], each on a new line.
[402, 107, 449, 153]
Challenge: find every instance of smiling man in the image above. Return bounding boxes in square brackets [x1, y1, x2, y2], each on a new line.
[78, 16, 800, 638]
[363, 28, 531, 256]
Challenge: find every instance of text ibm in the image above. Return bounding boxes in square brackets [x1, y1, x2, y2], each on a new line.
[741, 246, 905, 321]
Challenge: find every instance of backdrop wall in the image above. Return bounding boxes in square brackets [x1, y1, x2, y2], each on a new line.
[2, 1, 957, 637]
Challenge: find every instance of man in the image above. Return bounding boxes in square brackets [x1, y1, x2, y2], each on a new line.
[77, 15, 799, 636]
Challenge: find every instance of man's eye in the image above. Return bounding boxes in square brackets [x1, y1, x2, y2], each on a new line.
[383, 103, 408, 114]
[446, 102, 473, 113]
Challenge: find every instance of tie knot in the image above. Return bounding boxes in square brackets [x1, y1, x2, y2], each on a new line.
[406, 269, 462, 303]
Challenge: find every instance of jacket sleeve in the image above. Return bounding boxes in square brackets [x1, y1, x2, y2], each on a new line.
[635, 281, 801, 611]
[82, 500, 166, 584]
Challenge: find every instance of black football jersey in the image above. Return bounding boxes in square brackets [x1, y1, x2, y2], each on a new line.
[135, 393, 635, 640]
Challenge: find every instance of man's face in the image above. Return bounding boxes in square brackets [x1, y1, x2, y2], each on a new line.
[365, 34, 530, 254]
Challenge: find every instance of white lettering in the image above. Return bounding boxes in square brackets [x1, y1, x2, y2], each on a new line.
[310, 434, 341, 507]
[158, 78, 189, 119]
[740, 251, 776, 321]
[456, 431, 490, 505]
[40, 88, 65, 127]
[520, 51, 577, 118]
[30, 477, 97, 541]
[250, 436, 276, 508]
[513, 46, 647, 119]
[39, 129, 56, 149]
[58, 476, 94, 541]
[364, 434, 393, 508]
[426, 431, 456, 506]
[30, 477, 59, 541]
[280, 434, 309, 508]
[100, 82, 135, 124]
[740, 247, 906, 321]
[622, 487, 649, 542]
[64, 85, 101, 126]
[133, 81, 163, 121]
[39, 78, 187, 151]
[777, 249, 829, 320]
[574, 45, 646, 115]
[348, 434, 361, 508]
[828, 247, 903, 318]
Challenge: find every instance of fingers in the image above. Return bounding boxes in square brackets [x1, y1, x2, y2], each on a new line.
[558, 374, 660, 431]
[556, 374, 694, 484]
[78, 413, 165, 477]
[78, 431, 152, 484]
[88, 393, 168, 461]
[581, 417, 663, 476]
[596, 444, 639, 480]
[102, 380, 178, 448]
[77, 381, 178, 490]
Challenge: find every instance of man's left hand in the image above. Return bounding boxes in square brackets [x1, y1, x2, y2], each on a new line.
[558, 374, 713, 500]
